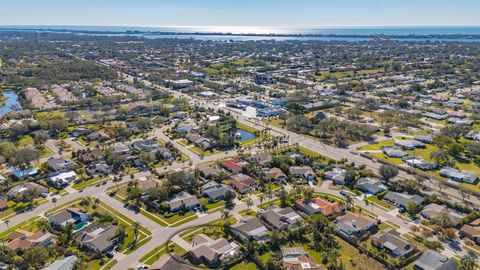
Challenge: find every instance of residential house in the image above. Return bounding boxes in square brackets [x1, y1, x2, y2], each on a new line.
[402, 156, 437, 170]
[414, 135, 433, 144]
[259, 206, 303, 230]
[137, 177, 160, 194]
[335, 211, 378, 239]
[265, 167, 288, 182]
[41, 255, 78, 270]
[395, 140, 425, 150]
[371, 229, 414, 257]
[176, 122, 198, 134]
[132, 139, 161, 153]
[222, 158, 248, 173]
[230, 173, 258, 194]
[86, 131, 103, 142]
[280, 247, 326, 270]
[382, 147, 407, 158]
[47, 157, 76, 172]
[357, 178, 388, 195]
[112, 142, 130, 155]
[413, 250, 458, 270]
[5, 229, 55, 252]
[167, 79, 194, 89]
[190, 234, 240, 265]
[255, 73, 276, 84]
[420, 203, 466, 227]
[201, 181, 235, 201]
[247, 152, 273, 165]
[296, 197, 343, 218]
[168, 191, 200, 212]
[79, 149, 104, 163]
[384, 191, 424, 210]
[0, 197, 8, 211]
[86, 161, 112, 176]
[459, 219, 480, 245]
[9, 167, 38, 180]
[196, 163, 225, 178]
[290, 166, 315, 181]
[324, 167, 346, 185]
[71, 127, 91, 137]
[49, 171, 77, 189]
[172, 111, 188, 119]
[423, 112, 447, 121]
[231, 217, 269, 242]
[439, 167, 477, 184]
[448, 118, 473, 126]
[466, 131, 480, 141]
[185, 133, 212, 150]
[48, 207, 89, 228]
[7, 182, 49, 198]
[74, 222, 118, 254]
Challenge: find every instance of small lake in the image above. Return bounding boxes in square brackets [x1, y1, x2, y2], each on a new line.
[234, 129, 257, 141]
[0, 90, 23, 114]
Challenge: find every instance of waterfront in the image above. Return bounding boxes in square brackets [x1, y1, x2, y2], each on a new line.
[0, 90, 22, 114]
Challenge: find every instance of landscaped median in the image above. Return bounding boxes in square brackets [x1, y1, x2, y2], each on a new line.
[138, 242, 186, 266]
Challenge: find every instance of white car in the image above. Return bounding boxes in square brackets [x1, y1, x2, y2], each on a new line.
[137, 264, 148, 270]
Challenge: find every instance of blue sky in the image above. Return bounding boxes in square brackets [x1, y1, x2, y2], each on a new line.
[1, 0, 479, 28]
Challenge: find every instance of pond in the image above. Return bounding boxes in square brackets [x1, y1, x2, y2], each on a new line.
[234, 129, 257, 141]
[0, 90, 23, 114]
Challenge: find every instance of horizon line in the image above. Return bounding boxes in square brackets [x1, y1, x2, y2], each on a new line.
[2, 24, 480, 29]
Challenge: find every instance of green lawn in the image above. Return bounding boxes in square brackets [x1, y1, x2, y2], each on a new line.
[228, 261, 259, 270]
[298, 146, 324, 158]
[337, 237, 385, 270]
[0, 216, 41, 239]
[366, 196, 395, 210]
[257, 198, 281, 209]
[238, 209, 257, 217]
[110, 185, 197, 227]
[72, 177, 108, 190]
[139, 243, 167, 264]
[357, 140, 395, 151]
[177, 139, 190, 146]
[18, 135, 34, 147]
[237, 122, 259, 134]
[34, 110, 65, 120]
[205, 200, 225, 213]
[46, 197, 83, 215]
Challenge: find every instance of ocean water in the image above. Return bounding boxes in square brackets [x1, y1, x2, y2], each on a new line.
[2, 25, 480, 42]
[2, 25, 480, 35]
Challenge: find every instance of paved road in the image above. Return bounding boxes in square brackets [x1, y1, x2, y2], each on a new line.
[110, 197, 251, 270]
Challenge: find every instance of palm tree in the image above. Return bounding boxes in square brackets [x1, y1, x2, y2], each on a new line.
[79, 197, 91, 211]
[245, 198, 253, 209]
[344, 194, 354, 210]
[36, 219, 51, 233]
[132, 222, 140, 242]
[60, 222, 74, 247]
[221, 210, 231, 221]
[4, 220, 10, 232]
[460, 189, 470, 201]
[258, 194, 266, 206]
[93, 198, 100, 209]
[113, 176, 120, 191]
